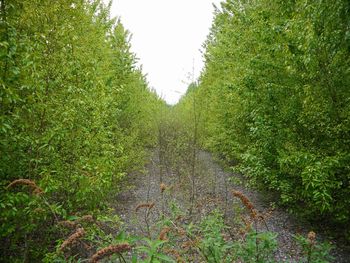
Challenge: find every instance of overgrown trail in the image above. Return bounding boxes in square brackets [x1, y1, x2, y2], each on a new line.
[115, 149, 349, 262]
[2, 1, 349, 261]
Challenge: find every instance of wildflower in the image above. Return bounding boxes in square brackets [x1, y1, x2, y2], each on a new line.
[60, 228, 85, 251]
[90, 243, 131, 263]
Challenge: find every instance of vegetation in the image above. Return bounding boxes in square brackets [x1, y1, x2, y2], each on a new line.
[0, 0, 348, 262]
[42, 184, 333, 262]
[0, 0, 163, 260]
[178, 0, 350, 226]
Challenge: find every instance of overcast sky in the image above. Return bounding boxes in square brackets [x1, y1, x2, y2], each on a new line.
[108, 0, 221, 105]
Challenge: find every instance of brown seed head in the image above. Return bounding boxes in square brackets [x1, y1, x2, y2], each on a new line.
[60, 228, 85, 251]
[135, 202, 155, 212]
[241, 216, 253, 232]
[181, 241, 193, 250]
[159, 227, 171, 241]
[7, 179, 43, 195]
[232, 190, 257, 219]
[160, 183, 167, 193]
[90, 243, 131, 263]
[307, 231, 316, 245]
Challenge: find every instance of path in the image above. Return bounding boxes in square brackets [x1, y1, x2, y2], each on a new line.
[114, 149, 349, 262]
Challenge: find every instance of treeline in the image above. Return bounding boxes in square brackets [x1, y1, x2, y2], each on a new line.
[178, 0, 350, 228]
[0, 0, 163, 260]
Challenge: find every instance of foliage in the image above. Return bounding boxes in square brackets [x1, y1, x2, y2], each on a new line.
[1, 0, 348, 260]
[42, 201, 332, 263]
[137, 238, 174, 263]
[178, 0, 350, 227]
[295, 232, 334, 263]
[36, 153, 333, 263]
[233, 231, 277, 263]
[0, 0, 164, 260]
[198, 210, 232, 262]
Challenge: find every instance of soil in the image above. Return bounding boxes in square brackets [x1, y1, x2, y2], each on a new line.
[114, 149, 350, 262]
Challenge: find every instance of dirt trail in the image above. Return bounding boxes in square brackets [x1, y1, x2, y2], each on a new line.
[114, 150, 349, 262]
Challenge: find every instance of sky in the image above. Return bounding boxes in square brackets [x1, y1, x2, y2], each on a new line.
[108, 0, 222, 105]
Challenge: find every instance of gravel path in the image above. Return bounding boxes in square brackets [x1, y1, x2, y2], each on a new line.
[114, 150, 349, 262]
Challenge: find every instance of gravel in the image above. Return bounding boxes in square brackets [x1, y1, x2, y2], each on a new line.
[114, 149, 349, 262]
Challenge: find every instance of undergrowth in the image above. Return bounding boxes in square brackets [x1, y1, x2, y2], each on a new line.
[37, 184, 333, 262]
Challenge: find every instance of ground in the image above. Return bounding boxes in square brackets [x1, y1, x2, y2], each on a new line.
[114, 149, 349, 262]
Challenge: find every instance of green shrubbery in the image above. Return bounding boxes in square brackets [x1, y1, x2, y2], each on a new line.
[180, 0, 350, 226]
[0, 0, 163, 260]
[1, 0, 348, 260]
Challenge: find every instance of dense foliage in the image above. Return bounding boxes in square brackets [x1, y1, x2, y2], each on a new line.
[179, 0, 350, 227]
[0, 0, 163, 260]
[1, 0, 349, 261]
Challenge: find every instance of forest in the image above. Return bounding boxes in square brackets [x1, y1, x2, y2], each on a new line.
[1, 0, 349, 262]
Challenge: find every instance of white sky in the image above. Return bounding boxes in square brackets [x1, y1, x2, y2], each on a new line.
[108, 0, 221, 105]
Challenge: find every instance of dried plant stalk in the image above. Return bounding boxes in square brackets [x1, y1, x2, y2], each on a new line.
[160, 183, 167, 193]
[241, 215, 253, 232]
[7, 179, 43, 195]
[135, 202, 155, 212]
[232, 190, 257, 219]
[307, 231, 316, 245]
[90, 243, 131, 263]
[60, 228, 85, 251]
[159, 226, 171, 241]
